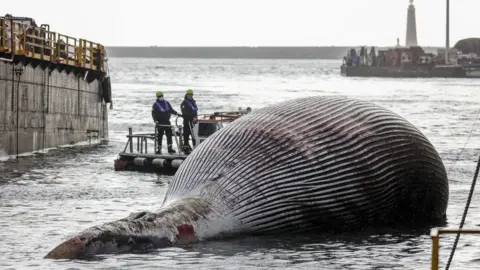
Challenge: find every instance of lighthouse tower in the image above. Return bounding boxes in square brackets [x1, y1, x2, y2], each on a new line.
[405, 0, 418, 47]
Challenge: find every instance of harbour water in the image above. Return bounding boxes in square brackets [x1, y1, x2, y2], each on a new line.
[1, 58, 479, 269]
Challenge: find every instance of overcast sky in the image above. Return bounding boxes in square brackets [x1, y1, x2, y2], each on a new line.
[3, 0, 479, 47]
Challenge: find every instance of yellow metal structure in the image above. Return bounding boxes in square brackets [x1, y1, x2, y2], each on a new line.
[430, 227, 480, 270]
[0, 18, 105, 72]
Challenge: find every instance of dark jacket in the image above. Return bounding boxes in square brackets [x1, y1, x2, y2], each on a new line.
[181, 95, 198, 121]
[152, 99, 178, 124]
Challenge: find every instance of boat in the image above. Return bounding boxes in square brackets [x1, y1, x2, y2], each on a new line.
[460, 57, 480, 78]
[340, 45, 469, 78]
[0, 14, 111, 158]
[113, 107, 252, 174]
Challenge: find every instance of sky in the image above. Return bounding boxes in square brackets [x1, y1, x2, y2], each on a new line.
[3, 0, 479, 47]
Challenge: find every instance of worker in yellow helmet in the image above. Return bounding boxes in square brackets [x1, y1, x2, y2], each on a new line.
[180, 89, 198, 154]
[152, 90, 179, 154]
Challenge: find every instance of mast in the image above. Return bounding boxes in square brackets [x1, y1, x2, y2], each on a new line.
[445, 0, 450, 64]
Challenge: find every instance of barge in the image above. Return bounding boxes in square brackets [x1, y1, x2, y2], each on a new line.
[339, 45, 474, 78]
[0, 14, 111, 157]
[114, 107, 251, 174]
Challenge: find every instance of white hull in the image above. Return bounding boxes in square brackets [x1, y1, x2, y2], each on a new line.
[465, 68, 480, 78]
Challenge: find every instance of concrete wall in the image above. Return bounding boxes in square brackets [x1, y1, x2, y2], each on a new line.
[0, 60, 108, 156]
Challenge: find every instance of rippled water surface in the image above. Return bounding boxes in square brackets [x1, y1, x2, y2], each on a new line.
[1, 58, 480, 269]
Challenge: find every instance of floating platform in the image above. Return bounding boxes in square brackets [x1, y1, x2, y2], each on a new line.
[114, 108, 252, 174]
[114, 152, 186, 174]
[113, 126, 186, 175]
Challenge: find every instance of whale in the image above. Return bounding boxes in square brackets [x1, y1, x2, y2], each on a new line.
[45, 95, 449, 259]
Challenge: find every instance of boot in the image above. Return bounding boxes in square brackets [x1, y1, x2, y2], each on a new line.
[182, 145, 192, 155]
[167, 144, 176, 154]
[156, 145, 162, 154]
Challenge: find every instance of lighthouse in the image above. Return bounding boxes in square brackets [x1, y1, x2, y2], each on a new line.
[405, 0, 418, 47]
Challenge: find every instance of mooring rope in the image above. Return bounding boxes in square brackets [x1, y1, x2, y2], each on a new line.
[444, 147, 480, 270]
[447, 108, 480, 175]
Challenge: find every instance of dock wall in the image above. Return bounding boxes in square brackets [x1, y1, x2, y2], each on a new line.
[0, 59, 108, 156]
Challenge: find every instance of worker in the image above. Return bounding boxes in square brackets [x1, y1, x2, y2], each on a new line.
[180, 89, 198, 154]
[151, 90, 179, 154]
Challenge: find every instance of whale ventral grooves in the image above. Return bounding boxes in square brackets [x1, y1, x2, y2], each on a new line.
[45, 95, 449, 259]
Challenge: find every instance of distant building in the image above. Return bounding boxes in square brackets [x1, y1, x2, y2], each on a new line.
[437, 48, 459, 65]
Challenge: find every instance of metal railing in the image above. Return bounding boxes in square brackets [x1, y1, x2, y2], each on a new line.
[0, 18, 105, 72]
[122, 124, 188, 155]
[430, 227, 480, 270]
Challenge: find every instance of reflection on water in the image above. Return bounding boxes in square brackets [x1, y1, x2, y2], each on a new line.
[1, 58, 480, 269]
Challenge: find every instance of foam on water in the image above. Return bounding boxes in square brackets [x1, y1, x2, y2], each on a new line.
[1, 58, 480, 269]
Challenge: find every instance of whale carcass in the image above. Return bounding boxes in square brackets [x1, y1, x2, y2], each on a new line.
[45, 96, 449, 259]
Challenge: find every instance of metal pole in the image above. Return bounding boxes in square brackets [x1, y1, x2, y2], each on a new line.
[15, 67, 23, 159]
[431, 235, 439, 270]
[189, 122, 196, 148]
[154, 124, 157, 153]
[144, 137, 147, 154]
[128, 127, 133, 153]
[178, 125, 184, 153]
[172, 125, 180, 154]
[16, 71, 19, 159]
[445, 0, 449, 65]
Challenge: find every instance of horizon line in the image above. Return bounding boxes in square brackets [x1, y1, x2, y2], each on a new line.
[105, 45, 449, 48]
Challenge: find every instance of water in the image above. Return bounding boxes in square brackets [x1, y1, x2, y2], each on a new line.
[1, 58, 480, 269]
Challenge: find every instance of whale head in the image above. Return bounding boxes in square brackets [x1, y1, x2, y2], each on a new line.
[45, 199, 214, 259]
[44, 216, 175, 259]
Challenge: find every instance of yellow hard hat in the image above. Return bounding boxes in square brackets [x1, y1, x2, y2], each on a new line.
[156, 91, 163, 97]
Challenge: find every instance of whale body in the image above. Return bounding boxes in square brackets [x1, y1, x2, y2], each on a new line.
[45, 96, 449, 259]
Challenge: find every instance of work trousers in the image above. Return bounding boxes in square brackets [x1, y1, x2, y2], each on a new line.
[156, 124, 173, 149]
[183, 120, 196, 148]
